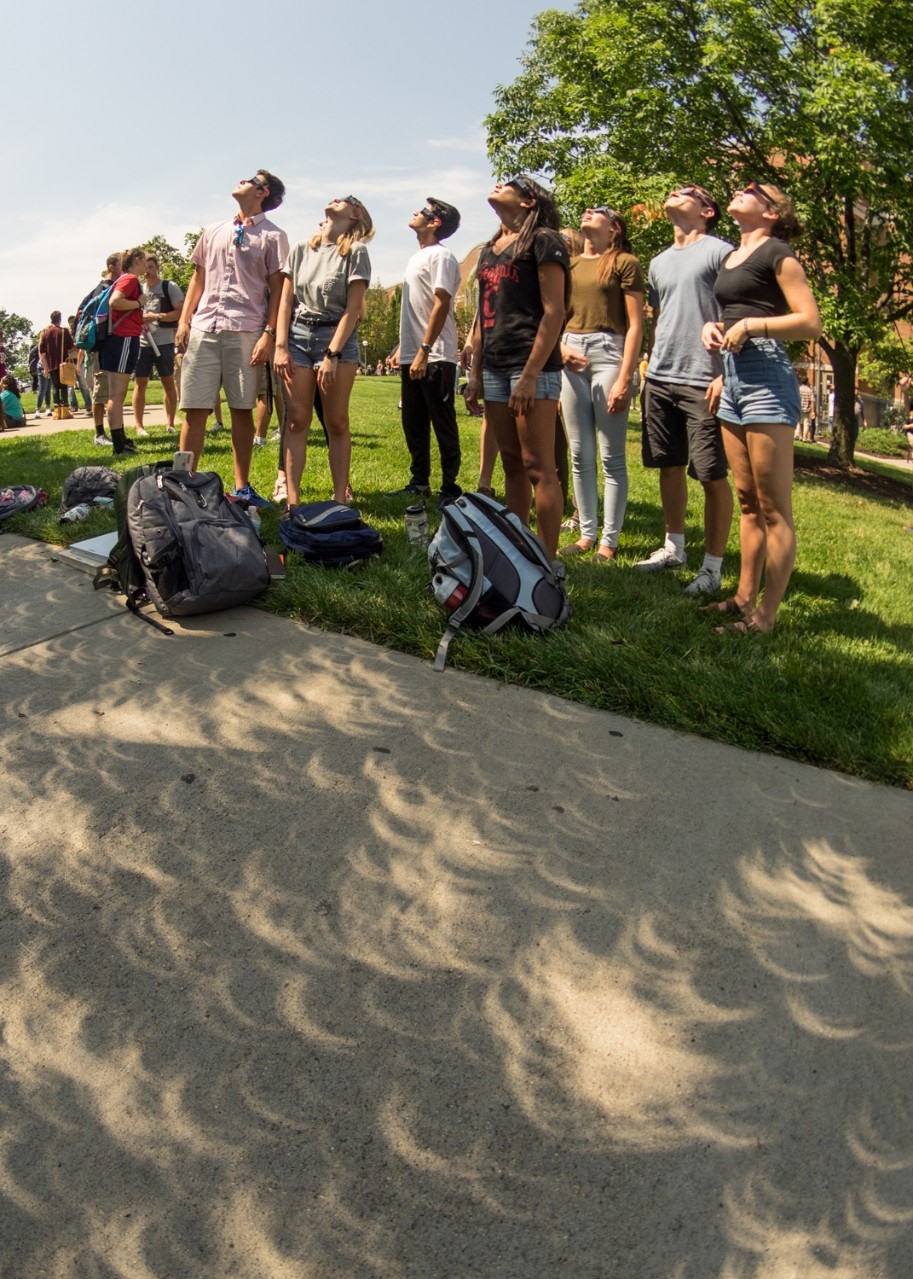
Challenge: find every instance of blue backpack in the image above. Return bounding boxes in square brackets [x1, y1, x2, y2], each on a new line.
[74, 282, 115, 352]
[279, 501, 384, 567]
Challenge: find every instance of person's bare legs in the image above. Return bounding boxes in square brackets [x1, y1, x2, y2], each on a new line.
[702, 475, 734, 558]
[132, 377, 148, 429]
[255, 395, 271, 443]
[161, 375, 177, 428]
[659, 465, 688, 535]
[487, 398, 562, 558]
[229, 407, 255, 492]
[283, 366, 317, 508]
[477, 413, 500, 492]
[718, 421, 765, 615]
[320, 362, 358, 503]
[105, 371, 131, 435]
[180, 408, 209, 470]
[743, 423, 796, 630]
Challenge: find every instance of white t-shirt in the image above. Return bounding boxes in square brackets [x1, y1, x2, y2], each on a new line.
[399, 243, 461, 364]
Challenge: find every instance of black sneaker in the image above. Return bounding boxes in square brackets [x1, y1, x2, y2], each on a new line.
[385, 482, 431, 499]
[437, 483, 463, 509]
[114, 440, 138, 455]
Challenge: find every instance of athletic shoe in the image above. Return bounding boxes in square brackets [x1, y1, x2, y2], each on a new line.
[166, 424, 177, 434]
[269, 430, 281, 442]
[114, 440, 138, 455]
[560, 514, 580, 533]
[94, 434, 111, 446]
[135, 427, 149, 437]
[684, 566, 723, 596]
[385, 482, 432, 499]
[44, 409, 53, 417]
[252, 436, 268, 449]
[210, 421, 224, 431]
[231, 483, 272, 509]
[633, 545, 687, 572]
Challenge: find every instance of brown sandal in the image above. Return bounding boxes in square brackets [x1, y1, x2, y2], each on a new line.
[700, 598, 745, 616]
[713, 618, 771, 636]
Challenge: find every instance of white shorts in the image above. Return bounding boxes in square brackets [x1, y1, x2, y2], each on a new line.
[179, 329, 261, 411]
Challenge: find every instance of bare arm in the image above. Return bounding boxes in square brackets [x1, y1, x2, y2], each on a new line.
[317, 278, 369, 391]
[249, 268, 284, 366]
[607, 290, 644, 414]
[175, 265, 206, 353]
[272, 276, 296, 378]
[715, 255, 821, 353]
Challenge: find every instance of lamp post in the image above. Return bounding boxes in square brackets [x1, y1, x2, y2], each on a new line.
[362, 339, 368, 372]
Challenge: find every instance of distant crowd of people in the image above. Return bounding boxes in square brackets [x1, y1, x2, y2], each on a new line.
[15, 165, 892, 634]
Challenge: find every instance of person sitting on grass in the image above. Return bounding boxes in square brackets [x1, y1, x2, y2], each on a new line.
[1, 375, 25, 431]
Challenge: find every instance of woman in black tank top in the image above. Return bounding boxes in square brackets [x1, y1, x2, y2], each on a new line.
[700, 182, 821, 634]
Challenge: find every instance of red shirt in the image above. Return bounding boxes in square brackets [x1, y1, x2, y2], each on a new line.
[110, 273, 144, 338]
[38, 324, 74, 371]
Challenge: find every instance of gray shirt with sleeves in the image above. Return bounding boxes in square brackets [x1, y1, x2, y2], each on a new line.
[647, 235, 734, 387]
[284, 240, 372, 322]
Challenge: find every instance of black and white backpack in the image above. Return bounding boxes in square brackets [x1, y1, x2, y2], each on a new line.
[427, 491, 571, 671]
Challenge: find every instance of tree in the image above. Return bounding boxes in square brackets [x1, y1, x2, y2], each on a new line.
[361, 282, 401, 367]
[486, 0, 913, 466]
[0, 310, 35, 381]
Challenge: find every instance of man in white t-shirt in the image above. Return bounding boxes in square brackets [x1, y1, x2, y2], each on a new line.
[388, 197, 463, 503]
[639, 184, 735, 595]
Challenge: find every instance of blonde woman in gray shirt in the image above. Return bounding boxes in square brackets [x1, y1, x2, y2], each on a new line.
[274, 197, 374, 506]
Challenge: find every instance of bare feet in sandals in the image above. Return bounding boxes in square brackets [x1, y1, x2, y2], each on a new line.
[712, 615, 774, 636]
[700, 597, 751, 616]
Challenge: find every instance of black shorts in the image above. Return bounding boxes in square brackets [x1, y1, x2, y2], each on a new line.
[642, 378, 728, 483]
[135, 343, 176, 379]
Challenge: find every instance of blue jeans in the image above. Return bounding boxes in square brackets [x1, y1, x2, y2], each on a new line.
[559, 331, 629, 547]
[69, 368, 92, 411]
[36, 372, 53, 411]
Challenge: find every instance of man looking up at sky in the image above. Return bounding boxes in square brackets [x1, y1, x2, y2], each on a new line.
[389, 197, 463, 503]
[176, 170, 288, 506]
[638, 183, 734, 594]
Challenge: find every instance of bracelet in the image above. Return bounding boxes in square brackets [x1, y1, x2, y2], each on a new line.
[325, 350, 341, 361]
[742, 317, 751, 340]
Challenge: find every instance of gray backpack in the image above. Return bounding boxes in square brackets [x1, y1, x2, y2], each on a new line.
[127, 469, 269, 617]
[427, 491, 571, 671]
[60, 465, 120, 513]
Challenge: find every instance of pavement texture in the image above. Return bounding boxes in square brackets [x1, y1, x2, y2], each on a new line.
[1, 529, 913, 1279]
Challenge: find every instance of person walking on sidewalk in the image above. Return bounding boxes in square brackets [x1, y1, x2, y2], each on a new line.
[388, 197, 463, 504]
[38, 311, 75, 420]
[132, 253, 184, 435]
[176, 170, 288, 507]
[637, 184, 734, 594]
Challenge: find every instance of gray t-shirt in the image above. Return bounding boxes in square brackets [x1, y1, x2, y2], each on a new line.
[283, 240, 372, 322]
[140, 278, 185, 348]
[647, 235, 733, 386]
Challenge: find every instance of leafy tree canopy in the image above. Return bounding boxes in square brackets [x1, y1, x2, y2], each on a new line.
[141, 235, 195, 293]
[486, 0, 913, 463]
[0, 310, 35, 381]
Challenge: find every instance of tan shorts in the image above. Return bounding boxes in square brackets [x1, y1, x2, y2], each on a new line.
[179, 329, 261, 411]
[88, 355, 108, 406]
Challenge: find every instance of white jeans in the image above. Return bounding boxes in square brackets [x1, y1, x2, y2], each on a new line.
[559, 331, 628, 547]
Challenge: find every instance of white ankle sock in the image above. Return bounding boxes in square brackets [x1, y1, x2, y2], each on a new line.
[666, 533, 686, 556]
[702, 554, 723, 574]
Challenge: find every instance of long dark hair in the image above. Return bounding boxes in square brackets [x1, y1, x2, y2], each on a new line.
[491, 176, 562, 260]
[596, 211, 634, 286]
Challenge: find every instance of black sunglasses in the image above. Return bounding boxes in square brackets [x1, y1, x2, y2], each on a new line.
[743, 181, 777, 209]
[418, 206, 439, 221]
[587, 205, 620, 220]
[505, 176, 536, 200]
[338, 194, 364, 211]
[241, 176, 266, 189]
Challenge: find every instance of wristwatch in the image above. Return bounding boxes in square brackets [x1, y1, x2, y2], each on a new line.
[421, 343, 433, 354]
[263, 325, 276, 338]
[326, 349, 341, 360]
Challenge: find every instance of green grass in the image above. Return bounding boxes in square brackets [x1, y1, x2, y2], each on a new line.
[4, 378, 913, 788]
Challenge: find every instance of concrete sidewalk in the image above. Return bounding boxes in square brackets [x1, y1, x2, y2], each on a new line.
[1, 530, 912, 1278]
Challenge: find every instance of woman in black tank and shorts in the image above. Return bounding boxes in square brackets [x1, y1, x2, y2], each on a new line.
[701, 183, 821, 634]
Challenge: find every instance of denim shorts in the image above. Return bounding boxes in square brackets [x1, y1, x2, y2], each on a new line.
[482, 366, 562, 403]
[719, 338, 802, 428]
[288, 319, 359, 369]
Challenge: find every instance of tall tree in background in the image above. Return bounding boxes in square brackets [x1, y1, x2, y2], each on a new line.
[141, 235, 195, 293]
[0, 311, 35, 380]
[486, 0, 913, 465]
[361, 283, 401, 368]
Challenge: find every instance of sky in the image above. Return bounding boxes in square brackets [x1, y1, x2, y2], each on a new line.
[3, 0, 574, 332]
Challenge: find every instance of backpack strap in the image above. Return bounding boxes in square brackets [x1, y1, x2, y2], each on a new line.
[432, 507, 486, 672]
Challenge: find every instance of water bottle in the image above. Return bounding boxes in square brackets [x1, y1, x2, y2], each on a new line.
[404, 503, 429, 548]
[247, 506, 261, 535]
[59, 503, 91, 524]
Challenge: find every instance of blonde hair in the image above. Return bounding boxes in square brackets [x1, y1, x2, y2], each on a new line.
[309, 198, 375, 258]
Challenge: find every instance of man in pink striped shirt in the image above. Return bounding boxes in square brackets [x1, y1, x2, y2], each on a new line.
[177, 169, 289, 506]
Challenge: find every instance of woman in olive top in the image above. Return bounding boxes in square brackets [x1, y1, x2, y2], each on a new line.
[558, 207, 644, 561]
[701, 182, 821, 634]
[273, 197, 373, 507]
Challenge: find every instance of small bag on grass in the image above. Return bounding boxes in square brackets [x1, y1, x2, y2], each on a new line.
[279, 500, 383, 568]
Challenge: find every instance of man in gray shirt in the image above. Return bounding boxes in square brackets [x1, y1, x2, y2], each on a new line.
[132, 252, 184, 435]
[637, 184, 734, 594]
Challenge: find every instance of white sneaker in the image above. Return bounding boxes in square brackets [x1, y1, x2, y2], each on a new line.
[166, 425, 176, 434]
[94, 434, 110, 446]
[135, 427, 149, 437]
[684, 566, 722, 595]
[44, 409, 53, 417]
[634, 545, 687, 572]
[252, 436, 267, 449]
[210, 421, 224, 432]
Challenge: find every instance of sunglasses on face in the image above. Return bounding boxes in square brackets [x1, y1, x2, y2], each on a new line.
[418, 206, 438, 221]
[504, 176, 535, 200]
[670, 185, 701, 198]
[586, 206, 619, 220]
[742, 181, 777, 209]
[338, 195, 364, 212]
[241, 176, 266, 189]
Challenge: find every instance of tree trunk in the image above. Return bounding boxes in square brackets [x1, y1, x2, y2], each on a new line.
[824, 340, 860, 468]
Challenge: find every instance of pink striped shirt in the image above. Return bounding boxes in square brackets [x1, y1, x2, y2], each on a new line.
[190, 213, 289, 333]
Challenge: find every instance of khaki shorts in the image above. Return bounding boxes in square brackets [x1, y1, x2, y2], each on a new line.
[179, 329, 261, 411]
[88, 354, 108, 406]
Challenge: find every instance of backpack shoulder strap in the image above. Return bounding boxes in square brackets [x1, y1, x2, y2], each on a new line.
[432, 506, 485, 672]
